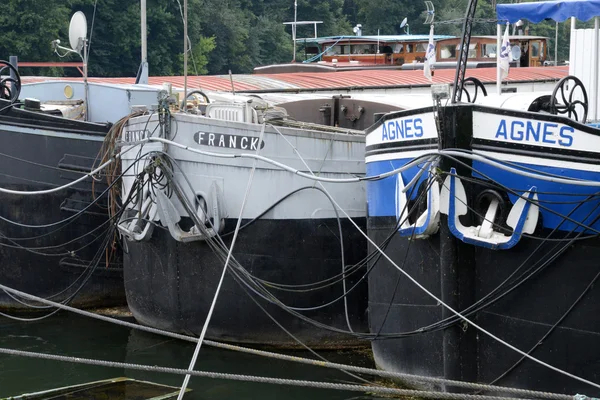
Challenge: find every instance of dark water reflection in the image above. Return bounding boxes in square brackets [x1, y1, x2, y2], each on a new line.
[0, 313, 381, 399]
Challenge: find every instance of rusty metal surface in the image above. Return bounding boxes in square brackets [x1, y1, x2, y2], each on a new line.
[21, 66, 568, 93]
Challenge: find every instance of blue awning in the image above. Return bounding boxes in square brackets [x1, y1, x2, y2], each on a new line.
[497, 0, 600, 24]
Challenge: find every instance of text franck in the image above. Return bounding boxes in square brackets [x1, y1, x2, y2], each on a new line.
[194, 132, 265, 150]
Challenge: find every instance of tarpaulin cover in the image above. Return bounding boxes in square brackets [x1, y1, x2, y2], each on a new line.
[497, 0, 600, 24]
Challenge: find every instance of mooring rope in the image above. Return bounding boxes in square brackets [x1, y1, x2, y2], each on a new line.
[176, 123, 266, 399]
[0, 284, 575, 400]
[0, 346, 561, 400]
[265, 141, 600, 392]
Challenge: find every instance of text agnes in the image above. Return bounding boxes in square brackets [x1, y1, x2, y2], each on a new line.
[381, 118, 424, 141]
[494, 119, 574, 147]
[194, 132, 265, 150]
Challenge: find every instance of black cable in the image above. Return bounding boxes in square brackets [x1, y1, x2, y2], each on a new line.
[0, 152, 157, 256]
[439, 152, 600, 235]
[118, 138, 600, 344]
[0, 174, 143, 314]
[486, 268, 600, 387]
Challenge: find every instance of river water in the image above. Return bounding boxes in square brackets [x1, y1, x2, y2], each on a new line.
[0, 312, 383, 399]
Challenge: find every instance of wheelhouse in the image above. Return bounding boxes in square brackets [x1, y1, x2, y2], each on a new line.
[303, 35, 452, 66]
[436, 35, 548, 67]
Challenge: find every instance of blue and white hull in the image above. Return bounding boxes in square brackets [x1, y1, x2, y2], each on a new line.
[367, 103, 600, 395]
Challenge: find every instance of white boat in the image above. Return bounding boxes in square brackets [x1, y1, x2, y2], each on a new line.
[118, 91, 411, 347]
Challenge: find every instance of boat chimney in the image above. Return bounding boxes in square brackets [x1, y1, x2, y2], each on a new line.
[353, 24, 362, 36]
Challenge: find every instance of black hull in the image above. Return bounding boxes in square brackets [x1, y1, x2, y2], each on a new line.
[0, 106, 125, 311]
[124, 217, 369, 348]
[368, 216, 600, 396]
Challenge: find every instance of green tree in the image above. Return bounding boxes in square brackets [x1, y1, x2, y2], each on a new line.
[178, 35, 216, 75]
[69, 0, 142, 77]
[191, 0, 250, 74]
[249, 16, 294, 67]
[0, 0, 71, 76]
[354, 0, 418, 35]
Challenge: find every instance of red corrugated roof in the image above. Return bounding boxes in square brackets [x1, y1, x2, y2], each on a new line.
[22, 66, 568, 92]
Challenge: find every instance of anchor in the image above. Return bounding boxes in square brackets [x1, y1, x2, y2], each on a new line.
[440, 168, 539, 250]
[395, 171, 440, 238]
[117, 179, 158, 242]
[155, 180, 225, 242]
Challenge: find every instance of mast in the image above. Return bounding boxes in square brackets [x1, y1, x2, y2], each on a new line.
[292, 0, 298, 62]
[141, 0, 147, 67]
[138, 0, 149, 84]
[451, 0, 478, 103]
[184, 0, 188, 110]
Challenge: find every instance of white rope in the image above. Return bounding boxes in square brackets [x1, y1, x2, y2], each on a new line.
[145, 136, 427, 183]
[0, 158, 114, 195]
[269, 124, 357, 332]
[270, 140, 600, 391]
[0, 145, 145, 195]
[328, 186, 600, 391]
[129, 135, 600, 388]
[176, 123, 267, 399]
[3, 138, 600, 197]
[0, 283, 576, 399]
[442, 149, 600, 187]
[145, 137, 600, 187]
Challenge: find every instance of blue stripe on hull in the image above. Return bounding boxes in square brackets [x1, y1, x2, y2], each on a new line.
[473, 160, 600, 232]
[366, 158, 429, 217]
[368, 155, 600, 232]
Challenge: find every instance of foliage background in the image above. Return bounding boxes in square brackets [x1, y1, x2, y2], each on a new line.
[0, 0, 579, 77]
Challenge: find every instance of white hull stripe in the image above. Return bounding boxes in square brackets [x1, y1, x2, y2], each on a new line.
[366, 149, 436, 164]
[473, 149, 600, 173]
[0, 123, 106, 142]
[366, 148, 600, 173]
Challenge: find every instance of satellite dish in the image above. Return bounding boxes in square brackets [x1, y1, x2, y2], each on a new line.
[69, 11, 88, 53]
[353, 26, 359, 33]
[511, 46, 522, 61]
[400, 17, 408, 28]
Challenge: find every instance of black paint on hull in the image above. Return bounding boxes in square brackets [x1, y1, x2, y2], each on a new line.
[124, 217, 369, 348]
[0, 107, 125, 311]
[368, 216, 600, 396]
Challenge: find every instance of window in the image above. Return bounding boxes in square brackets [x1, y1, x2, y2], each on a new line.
[415, 43, 427, 52]
[406, 44, 414, 53]
[394, 43, 404, 53]
[440, 44, 457, 59]
[350, 44, 376, 54]
[455, 43, 477, 58]
[325, 45, 342, 56]
[530, 41, 540, 58]
[482, 43, 497, 58]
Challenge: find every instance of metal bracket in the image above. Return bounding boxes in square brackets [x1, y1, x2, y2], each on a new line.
[440, 168, 539, 250]
[155, 181, 224, 243]
[396, 173, 441, 238]
[117, 185, 158, 242]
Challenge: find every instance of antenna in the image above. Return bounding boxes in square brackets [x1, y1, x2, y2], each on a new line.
[400, 17, 409, 34]
[424, 1, 435, 24]
[52, 12, 89, 121]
